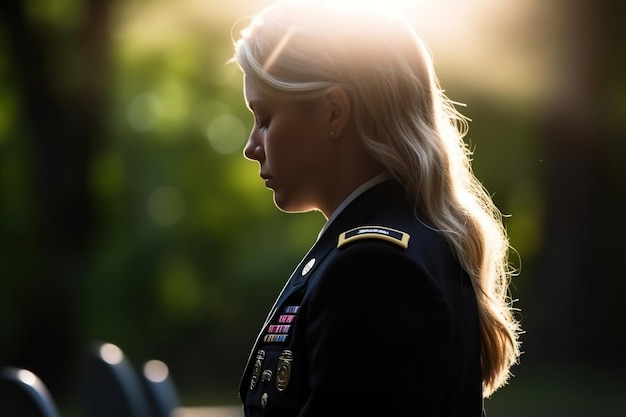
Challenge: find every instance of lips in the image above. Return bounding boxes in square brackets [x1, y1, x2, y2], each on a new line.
[260, 173, 273, 187]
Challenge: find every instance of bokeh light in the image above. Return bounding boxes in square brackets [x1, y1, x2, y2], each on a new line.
[148, 186, 185, 226]
[100, 343, 124, 365]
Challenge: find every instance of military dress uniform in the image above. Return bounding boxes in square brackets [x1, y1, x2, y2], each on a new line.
[239, 179, 484, 417]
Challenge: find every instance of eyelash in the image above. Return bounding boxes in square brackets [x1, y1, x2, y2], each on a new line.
[256, 118, 269, 131]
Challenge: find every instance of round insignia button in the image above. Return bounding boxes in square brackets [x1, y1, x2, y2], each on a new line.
[301, 258, 315, 276]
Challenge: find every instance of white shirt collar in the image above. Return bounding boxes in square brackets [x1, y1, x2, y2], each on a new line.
[317, 171, 393, 240]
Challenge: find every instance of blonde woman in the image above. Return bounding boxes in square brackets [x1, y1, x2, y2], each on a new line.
[231, 1, 521, 416]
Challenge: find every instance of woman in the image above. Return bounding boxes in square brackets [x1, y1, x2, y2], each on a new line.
[230, 1, 521, 416]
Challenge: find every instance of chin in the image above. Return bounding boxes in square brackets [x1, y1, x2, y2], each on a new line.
[273, 196, 317, 214]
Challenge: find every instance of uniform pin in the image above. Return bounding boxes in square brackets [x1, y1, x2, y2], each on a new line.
[276, 350, 293, 392]
[249, 350, 265, 390]
[301, 258, 315, 276]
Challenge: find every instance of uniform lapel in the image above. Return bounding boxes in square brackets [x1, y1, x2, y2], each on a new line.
[238, 231, 336, 398]
[238, 180, 403, 398]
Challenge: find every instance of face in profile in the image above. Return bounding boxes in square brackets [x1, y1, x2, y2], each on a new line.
[243, 76, 337, 214]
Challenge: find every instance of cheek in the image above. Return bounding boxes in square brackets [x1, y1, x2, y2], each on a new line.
[267, 113, 326, 164]
[266, 121, 299, 155]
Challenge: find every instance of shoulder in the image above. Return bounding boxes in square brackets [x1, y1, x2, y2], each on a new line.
[307, 222, 448, 313]
[320, 217, 462, 290]
[323, 223, 426, 282]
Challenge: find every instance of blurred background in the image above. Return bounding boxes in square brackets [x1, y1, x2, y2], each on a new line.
[0, 0, 624, 416]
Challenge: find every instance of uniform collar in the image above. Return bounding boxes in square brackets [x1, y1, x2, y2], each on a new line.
[318, 171, 393, 240]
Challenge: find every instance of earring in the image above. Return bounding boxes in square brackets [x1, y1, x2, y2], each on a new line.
[329, 130, 336, 138]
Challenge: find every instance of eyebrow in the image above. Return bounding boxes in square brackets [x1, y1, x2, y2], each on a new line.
[246, 100, 264, 112]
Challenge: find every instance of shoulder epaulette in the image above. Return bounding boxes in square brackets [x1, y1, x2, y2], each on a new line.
[337, 225, 410, 249]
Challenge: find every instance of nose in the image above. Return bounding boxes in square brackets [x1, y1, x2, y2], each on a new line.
[243, 130, 264, 162]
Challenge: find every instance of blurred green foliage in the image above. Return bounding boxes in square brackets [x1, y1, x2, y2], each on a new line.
[0, 0, 327, 406]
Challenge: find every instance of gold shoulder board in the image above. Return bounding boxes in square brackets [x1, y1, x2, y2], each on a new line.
[337, 226, 410, 249]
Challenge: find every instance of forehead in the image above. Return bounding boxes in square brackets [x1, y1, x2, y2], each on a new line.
[243, 75, 259, 104]
[244, 76, 281, 108]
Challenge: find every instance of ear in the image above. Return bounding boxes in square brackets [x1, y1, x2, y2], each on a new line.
[324, 87, 352, 138]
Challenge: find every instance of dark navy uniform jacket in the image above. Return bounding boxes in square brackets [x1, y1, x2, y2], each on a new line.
[239, 180, 483, 417]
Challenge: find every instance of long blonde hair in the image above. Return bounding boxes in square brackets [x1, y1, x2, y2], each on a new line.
[232, 0, 521, 397]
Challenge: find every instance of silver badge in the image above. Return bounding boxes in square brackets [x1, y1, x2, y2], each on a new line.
[250, 350, 265, 390]
[276, 350, 293, 392]
[262, 369, 272, 382]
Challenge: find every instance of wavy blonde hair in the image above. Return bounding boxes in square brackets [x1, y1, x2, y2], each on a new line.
[232, 0, 521, 397]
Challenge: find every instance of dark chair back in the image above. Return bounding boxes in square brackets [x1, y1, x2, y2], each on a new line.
[0, 367, 61, 417]
[140, 359, 180, 417]
[82, 342, 151, 417]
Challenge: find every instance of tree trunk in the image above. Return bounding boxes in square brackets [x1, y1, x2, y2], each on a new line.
[526, 0, 626, 369]
[0, 0, 113, 403]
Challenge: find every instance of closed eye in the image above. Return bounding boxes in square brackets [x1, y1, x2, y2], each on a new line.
[256, 118, 270, 131]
